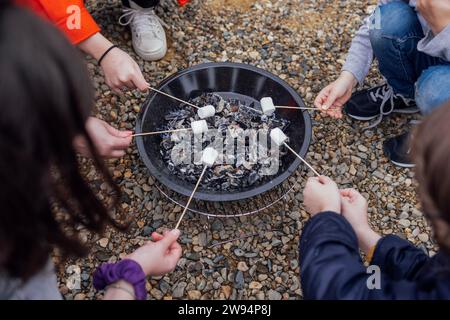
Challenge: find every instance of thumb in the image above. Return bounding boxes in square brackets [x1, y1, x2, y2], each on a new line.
[322, 89, 340, 110]
[131, 68, 149, 92]
[318, 175, 332, 184]
[105, 125, 132, 138]
[159, 229, 181, 248]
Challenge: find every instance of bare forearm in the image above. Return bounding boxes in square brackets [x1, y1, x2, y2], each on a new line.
[103, 280, 136, 300]
[354, 227, 382, 254]
[78, 32, 113, 61]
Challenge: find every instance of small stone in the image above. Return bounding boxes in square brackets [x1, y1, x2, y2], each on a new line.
[267, 289, 282, 300]
[399, 219, 411, 228]
[172, 282, 187, 298]
[418, 233, 429, 242]
[234, 271, 245, 289]
[74, 293, 86, 300]
[249, 281, 262, 290]
[290, 259, 298, 270]
[237, 261, 249, 272]
[351, 155, 361, 164]
[412, 208, 423, 217]
[159, 280, 170, 294]
[150, 288, 163, 300]
[211, 220, 224, 231]
[258, 274, 268, 281]
[98, 238, 109, 248]
[234, 248, 245, 257]
[143, 226, 153, 237]
[198, 232, 208, 247]
[187, 290, 202, 300]
[249, 51, 260, 59]
[133, 186, 143, 199]
[222, 285, 232, 299]
[186, 252, 200, 261]
[357, 145, 368, 153]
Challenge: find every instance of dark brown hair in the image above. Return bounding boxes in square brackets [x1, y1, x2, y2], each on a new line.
[413, 102, 450, 252]
[0, 4, 124, 279]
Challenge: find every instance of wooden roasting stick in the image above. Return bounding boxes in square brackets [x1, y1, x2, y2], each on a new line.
[132, 128, 191, 137]
[148, 86, 200, 110]
[270, 128, 321, 177]
[174, 147, 219, 230]
[276, 105, 321, 111]
[283, 142, 321, 177]
[174, 165, 207, 230]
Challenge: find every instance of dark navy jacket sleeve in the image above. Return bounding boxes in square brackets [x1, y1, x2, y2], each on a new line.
[371, 235, 429, 281]
[299, 212, 449, 300]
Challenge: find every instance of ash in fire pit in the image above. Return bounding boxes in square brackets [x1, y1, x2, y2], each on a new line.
[159, 93, 290, 192]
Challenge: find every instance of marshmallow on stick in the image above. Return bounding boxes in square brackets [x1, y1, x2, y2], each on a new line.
[270, 128, 320, 177]
[260, 97, 276, 116]
[270, 128, 288, 146]
[197, 105, 216, 119]
[201, 147, 219, 167]
[191, 120, 208, 135]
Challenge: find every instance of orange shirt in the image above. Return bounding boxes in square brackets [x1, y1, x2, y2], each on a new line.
[17, 0, 100, 44]
[17, 0, 190, 45]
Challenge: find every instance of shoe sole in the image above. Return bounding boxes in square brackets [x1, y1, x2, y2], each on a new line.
[347, 107, 420, 121]
[389, 159, 415, 168]
[134, 44, 167, 61]
[383, 139, 415, 168]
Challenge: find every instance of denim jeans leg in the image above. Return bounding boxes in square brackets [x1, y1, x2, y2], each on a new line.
[369, 1, 430, 98]
[415, 66, 450, 115]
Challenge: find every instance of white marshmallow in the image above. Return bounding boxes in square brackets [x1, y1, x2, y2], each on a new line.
[270, 128, 287, 146]
[201, 147, 219, 167]
[191, 120, 208, 135]
[260, 97, 276, 115]
[197, 105, 216, 119]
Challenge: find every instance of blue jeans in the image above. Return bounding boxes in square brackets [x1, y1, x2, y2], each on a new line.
[369, 1, 450, 115]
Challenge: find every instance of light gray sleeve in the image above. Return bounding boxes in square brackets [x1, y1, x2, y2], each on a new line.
[342, 14, 374, 85]
[0, 259, 62, 300]
[417, 24, 450, 61]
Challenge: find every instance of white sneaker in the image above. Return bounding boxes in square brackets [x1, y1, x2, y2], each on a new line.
[119, 1, 168, 61]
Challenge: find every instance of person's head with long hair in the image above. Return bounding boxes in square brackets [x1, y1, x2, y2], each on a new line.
[0, 3, 124, 280]
[413, 103, 450, 253]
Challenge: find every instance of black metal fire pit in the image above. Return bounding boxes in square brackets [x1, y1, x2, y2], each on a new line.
[136, 62, 312, 202]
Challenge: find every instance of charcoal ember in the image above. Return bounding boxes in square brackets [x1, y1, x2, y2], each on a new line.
[160, 93, 290, 192]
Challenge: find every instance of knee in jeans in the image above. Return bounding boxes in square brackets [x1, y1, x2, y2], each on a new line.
[370, 1, 420, 39]
[416, 66, 450, 115]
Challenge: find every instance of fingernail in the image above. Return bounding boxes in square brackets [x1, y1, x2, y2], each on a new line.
[171, 229, 181, 236]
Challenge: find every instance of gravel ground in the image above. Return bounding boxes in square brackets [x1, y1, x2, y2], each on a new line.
[57, 0, 437, 300]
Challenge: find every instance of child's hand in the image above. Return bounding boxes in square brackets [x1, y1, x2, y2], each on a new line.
[340, 189, 381, 253]
[314, 71, 357, 119]
[127, 229, 182, 276]
[101, 47, 149, 94]
[303, 176, 341, 216]
[74, 117, 133, 158]
[340, 189, 369, 234]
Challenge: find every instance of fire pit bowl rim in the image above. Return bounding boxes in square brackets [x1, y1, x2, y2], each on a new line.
[136, 62, 312, 202]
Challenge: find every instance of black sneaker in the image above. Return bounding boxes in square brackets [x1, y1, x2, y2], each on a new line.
[383, 132, 415, 168]
[345, 84, 418, 127]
